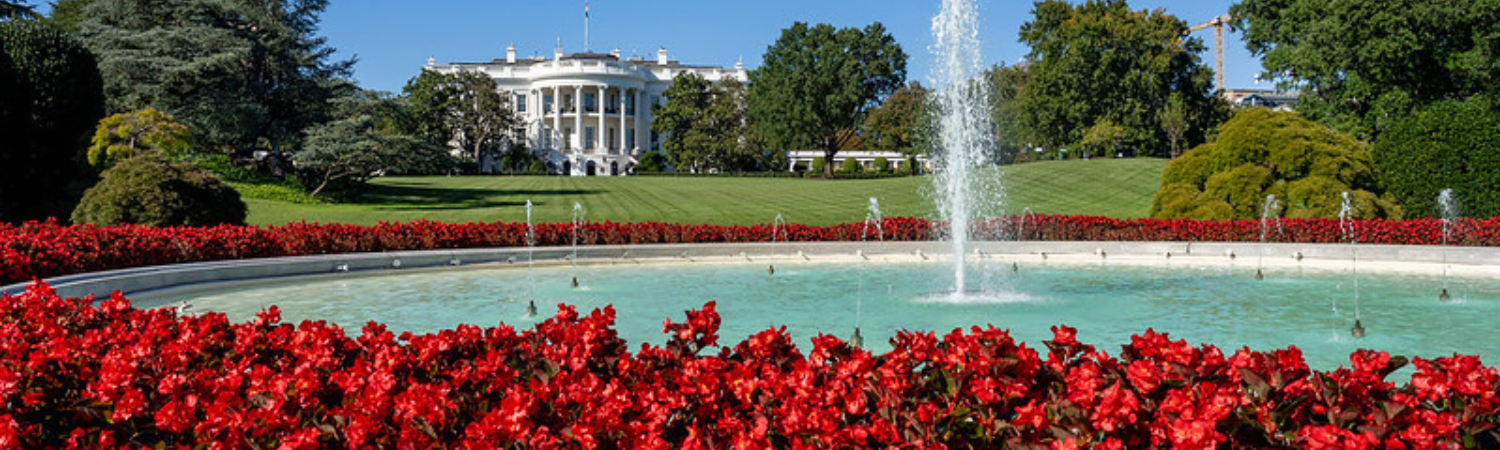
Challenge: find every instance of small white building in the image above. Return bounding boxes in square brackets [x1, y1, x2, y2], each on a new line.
[785, 150, 932, 173]
[426, 45, 748, 176]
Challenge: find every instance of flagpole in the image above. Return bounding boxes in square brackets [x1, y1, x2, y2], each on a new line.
[584, 0, 590, 53]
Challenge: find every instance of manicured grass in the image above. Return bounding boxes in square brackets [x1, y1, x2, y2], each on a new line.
[244, 158, 1168, 225]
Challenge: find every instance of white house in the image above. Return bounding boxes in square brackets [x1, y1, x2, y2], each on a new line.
[426, 45, 748, 176]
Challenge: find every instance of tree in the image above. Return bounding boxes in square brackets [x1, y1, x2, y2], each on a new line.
[78, 0, 353, 155]
[863, 82, 928, 154]
[293, 93, 451, 197]
[44, 0, 91, 32]
[749, 21, 906, 177]
[1151, 109, 1400, 220]
[1159, 92, 1189, 158]
[987, 63, 1032, 162]
[1079, 120, 1127, 157]
[71, 153, 245, 226]
[653, 72, 758, 173]
[88, 108, 192, 170]
[1231, 0, 1500, 139]
[0, 19, 104, 223]
[448, 70, 515, 164]
[1019, 0, 1226, 156]
[401, 69, 458, 145]
[1372, 97, 1500, 218]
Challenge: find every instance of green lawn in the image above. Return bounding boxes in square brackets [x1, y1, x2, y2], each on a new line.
[245, 158, 1168, 226]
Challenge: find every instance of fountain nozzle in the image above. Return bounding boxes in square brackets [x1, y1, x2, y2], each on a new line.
[1255, 269, 1264, 281]
[526, 300, 537, 318]
[850, 327, 864, 349]
[1351, 319, 1365, 338]
[571, 277, 579, 289]
[1011, 262, 1019, 273]
[768, 265, 775, 276]
[1440, 288, 1451, 302]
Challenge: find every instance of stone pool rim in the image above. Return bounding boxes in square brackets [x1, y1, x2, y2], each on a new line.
[7, 241, 1500, 300]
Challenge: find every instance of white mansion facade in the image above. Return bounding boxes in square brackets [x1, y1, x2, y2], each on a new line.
[425, 45, 749, 176]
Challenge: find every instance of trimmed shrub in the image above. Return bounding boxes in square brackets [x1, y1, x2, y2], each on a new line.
[1151, 109, 1400, 220]
[809, 157, 826, 174]
[636, 151, 667, 173]
[841, 156, 862, 174]
[1373, 97, 1500, 218]
[71, 154, 246, 226]
[872, 156, 891, 173]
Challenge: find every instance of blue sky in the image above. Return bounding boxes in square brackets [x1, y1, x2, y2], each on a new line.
[52, 1, 1267, 93]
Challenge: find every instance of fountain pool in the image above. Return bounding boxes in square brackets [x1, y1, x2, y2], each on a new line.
[135, 251, 1500, 374]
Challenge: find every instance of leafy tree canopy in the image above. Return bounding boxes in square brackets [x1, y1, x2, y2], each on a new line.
[653, 72, 759, 173]
[862, 82, 929, 155]
[1019, 0, 1226, 156]
[749, 21, 906, 177]
[1231, 0, 1500, 138]
[402, 70, 515, 164]
[293, 92, 452, 198]
[78, 0, 352, 155]
[1151, 108, 1400, 221]
[88, 107, 192, 171]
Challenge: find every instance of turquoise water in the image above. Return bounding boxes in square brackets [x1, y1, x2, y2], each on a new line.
[142, 260, 1499, 372]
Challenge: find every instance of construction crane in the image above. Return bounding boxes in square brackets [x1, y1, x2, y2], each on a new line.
[1188, 14, 1232, 91]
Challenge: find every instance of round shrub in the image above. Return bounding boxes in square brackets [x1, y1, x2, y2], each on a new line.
[872, 156, 891, 173]
[841, 157, 862, 174]
[1373, 97, 1500, 218]
[1151, 109, 1400, 220]
[87, 108, 193, 171]
[72, 154, 246, 226]
[636, 151, 667, 173]
[809, 157, 826, 174]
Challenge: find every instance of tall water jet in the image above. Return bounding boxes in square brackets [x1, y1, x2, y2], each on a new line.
[525, 200, 537, 299]
[1256, 194, 1281, 280]
[931, 0, 998, 293]
[1438, 189, 1458, 301]
[862, 198, 884, 243]
[1339, 192, 1364, 338]
[571, 202, 585, 289]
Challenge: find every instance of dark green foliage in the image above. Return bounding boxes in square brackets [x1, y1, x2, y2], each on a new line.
[872, 157, 891, 173]
[1232, 0, 1500, 139]
[293, 93, 452, 198]
[653, 73, 759, 173]
[1151, 109, 1400, 220]
[840, 157, 862, 174]
[78, 0, 352, 155]
[0, 20, 104, 223]
[862, 82, 928, 154]
[1372, 97, 1500, 218]
[44, 0, 92, 33]
[636, 151, 667, 173]
[749, 21, 906, 177]
[809, 157, 826, 174]
[72, 153, 245, 226]
[1020, 0, 1227, 156]
[400, 70, 514, 163]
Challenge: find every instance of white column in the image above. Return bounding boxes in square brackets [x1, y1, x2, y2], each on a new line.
[552, 86, 561, 150]
[636, 90, 646, 153]
[619, 88, 628, 156]
[597, 85, 607, 154]
[574, 85, 584, 152]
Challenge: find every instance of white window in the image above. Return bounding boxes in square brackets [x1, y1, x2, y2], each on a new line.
[585, 127, 596, 150]
[515, 94, 527, 113]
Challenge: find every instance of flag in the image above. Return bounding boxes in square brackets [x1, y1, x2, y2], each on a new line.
[585, 1, 590, 19]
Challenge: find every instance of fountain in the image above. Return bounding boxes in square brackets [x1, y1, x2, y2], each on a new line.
[1256, 194, 1281, 280]
[571, 202, 585, 289]
[1339, 192, 1364, 338]
[931, 0, 998, 293]
[853, 199, 883, 348]
[862, 198, 884, 243]
[1438, 189, 1458, 301]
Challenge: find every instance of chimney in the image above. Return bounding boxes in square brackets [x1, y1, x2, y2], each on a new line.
[657, 47, 669, 65]
[735, 57, 744, 70]
[555, 47, 565, 60]
[610, 47, 621, 59]
[506, 44, 516, 63]
[426, 56, 436, 67]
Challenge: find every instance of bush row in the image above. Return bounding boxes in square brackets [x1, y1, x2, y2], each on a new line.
[5, 215, 1500, 285]
[0, 283, 1494, 448]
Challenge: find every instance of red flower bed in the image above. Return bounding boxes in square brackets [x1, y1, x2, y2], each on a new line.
[0, 282, 1495, 449]
[4, 216, 1498, 285]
